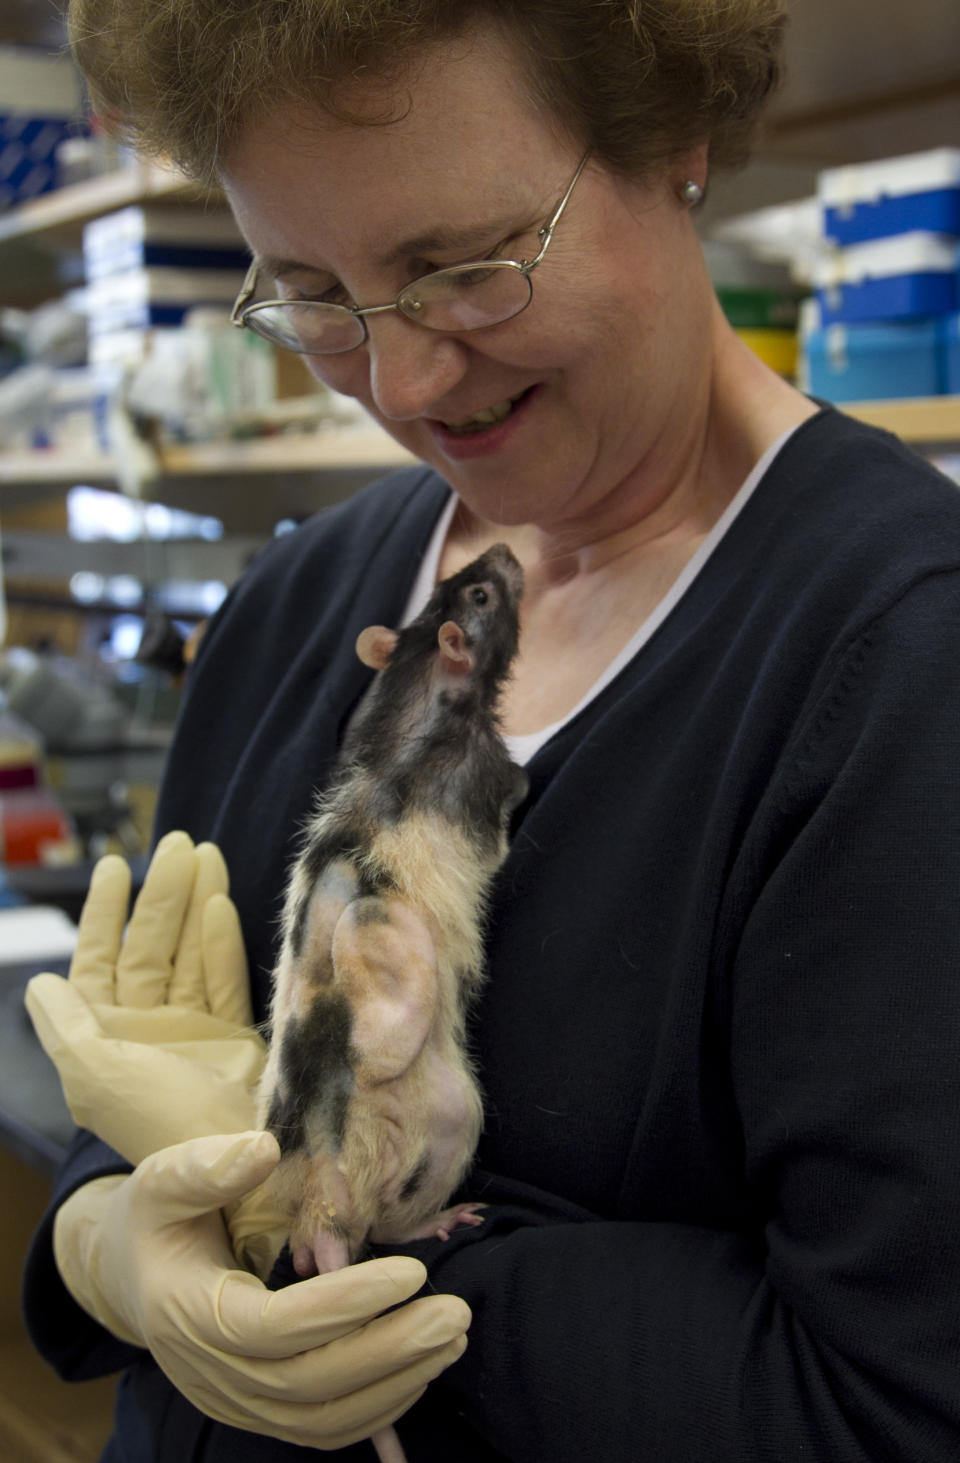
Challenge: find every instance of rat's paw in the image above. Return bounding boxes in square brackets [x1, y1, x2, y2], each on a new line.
[412, 1201, 487, 1243]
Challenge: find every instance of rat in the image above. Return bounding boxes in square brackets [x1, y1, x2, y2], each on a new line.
[256, 543, 527, 1462]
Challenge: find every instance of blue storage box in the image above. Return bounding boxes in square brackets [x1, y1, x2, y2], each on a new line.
[83, 207, 250, 282]
[804, 319, 945, 403]
[0, 115, 82, 209]
[0, 46, 83, 210]
[820, 149, 960, 245]
[941, 314, 960, 395]
[814, 233, 960, 324]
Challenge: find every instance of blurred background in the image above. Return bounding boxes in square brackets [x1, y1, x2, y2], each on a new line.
[0, 1, 956, 1458]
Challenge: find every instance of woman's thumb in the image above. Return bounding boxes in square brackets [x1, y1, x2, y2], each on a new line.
[137, 1130, 281, 1219]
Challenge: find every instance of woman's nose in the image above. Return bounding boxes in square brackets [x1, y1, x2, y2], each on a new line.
[364, 312, 469, 421]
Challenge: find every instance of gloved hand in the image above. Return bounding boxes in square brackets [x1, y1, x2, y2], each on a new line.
[25, 830, 288, 1275]
[54, 1130, 470, 1448]
[26, 831, 263, 1150]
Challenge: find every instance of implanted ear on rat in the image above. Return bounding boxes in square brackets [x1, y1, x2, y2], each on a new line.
[355, 625, 398, 670]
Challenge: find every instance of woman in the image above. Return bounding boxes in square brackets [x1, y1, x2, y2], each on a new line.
[23, 2, 960, 1459]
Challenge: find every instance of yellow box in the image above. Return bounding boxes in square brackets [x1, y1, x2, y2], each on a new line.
[736, 327, 798, 379]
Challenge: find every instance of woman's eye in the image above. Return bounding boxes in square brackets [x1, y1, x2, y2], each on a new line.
[456, 265, 498, 289]
[278, 281, 351, 308]
[424, 237, 511, 277]
[319, 284, 353, 307]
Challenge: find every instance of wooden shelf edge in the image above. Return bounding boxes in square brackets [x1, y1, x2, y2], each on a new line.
[0, 398, 956, 501]
[160, 428, 415, 474]
[0, 164, 211, 246]
[842, 396, 960, 447]
[0, 428, 413, 492]
[0, 448, 114, 487]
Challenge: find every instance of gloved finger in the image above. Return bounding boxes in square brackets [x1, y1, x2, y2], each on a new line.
[167, 842, 231, 1010]
[188, 1334, 464, 1449]
[277, 1335, 465, 1442]
[116, 831, 196, 1007]
[130, 1130, 282, 1225]
[181, 1372, 429, 1450]
[331, 1388, 430, 1452]
[70, 855, 131, 1004]
[213, 1289, 470, 1399]
[25, 972, 104, 1070]
[228, 1220, 289, 1283]
[200, 893, 252, 1027]
[93, 1003, 256, 1046]
[216, 1255, 443, 1358]
[225, 1173, 289, 1280]
[359, 1390, 430, 1447]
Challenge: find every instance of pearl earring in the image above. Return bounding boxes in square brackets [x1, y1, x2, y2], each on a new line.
[679, 180, 704, 206]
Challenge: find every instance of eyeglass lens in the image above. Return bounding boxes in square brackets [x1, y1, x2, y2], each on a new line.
[397, 263, 532, 331]
[244, 302, 364, 354]
[245, 261, 533, 354]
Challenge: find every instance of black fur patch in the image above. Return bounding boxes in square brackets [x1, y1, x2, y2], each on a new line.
[266, 991, 355, 1155]
[290, 828, 398, 958]
[399, 1156, 430, 1202]
[351, 895, 391, 926]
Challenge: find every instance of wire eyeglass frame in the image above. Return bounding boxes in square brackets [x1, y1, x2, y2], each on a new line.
[230, 152, 590, 355]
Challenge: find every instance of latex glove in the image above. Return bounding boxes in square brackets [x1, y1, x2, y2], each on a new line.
[25, 830, 264, 1157]
[25, 831, 289, 1275]
[54, 1130, 470, 1448]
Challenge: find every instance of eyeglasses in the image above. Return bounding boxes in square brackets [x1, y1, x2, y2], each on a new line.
[230, 153, 590, 356]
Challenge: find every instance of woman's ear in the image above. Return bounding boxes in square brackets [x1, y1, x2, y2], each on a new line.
[673, 140, 709, 200]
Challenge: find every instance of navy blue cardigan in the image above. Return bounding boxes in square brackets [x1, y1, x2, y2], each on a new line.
[24, 406, 960, 1460]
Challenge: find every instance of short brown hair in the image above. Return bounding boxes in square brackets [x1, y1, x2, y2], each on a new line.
[68, 0, 788, 184]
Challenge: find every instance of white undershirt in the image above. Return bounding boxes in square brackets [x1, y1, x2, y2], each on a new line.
[401, 424, 800, 764]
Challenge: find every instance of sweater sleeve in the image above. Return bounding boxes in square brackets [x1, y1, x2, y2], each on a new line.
[380, 569, 960, 1463]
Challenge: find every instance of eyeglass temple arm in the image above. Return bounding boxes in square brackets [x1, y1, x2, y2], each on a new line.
[521, 151, 590, 272]
[231, 261, 259, 326]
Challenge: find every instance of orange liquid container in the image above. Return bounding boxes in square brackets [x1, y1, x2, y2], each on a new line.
[0, 784, 75, 865]
[0, 712, 75, 866]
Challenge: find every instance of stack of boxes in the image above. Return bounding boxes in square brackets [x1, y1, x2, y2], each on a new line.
[804, 148, 960, 402]
[82, 206, 252, 366]
[79, 205, 282, 442]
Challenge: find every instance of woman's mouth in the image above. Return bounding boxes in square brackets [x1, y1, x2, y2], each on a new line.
[424, 386, 538, 458]
[440, 393, 524, 435]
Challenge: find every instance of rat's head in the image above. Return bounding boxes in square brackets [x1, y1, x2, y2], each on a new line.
[352, 543, 527, 830]
[429, 543, 523, 685]
[357, 543, 523, 696]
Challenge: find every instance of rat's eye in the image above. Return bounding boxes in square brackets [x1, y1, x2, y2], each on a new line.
[469, 586, 489, 606]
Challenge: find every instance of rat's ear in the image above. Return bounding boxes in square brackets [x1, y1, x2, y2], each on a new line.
[438, 620, 475, 672]
[355, 626, 398, 670]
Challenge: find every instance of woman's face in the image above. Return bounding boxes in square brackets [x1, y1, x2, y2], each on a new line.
[222, 27, 713, 533]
